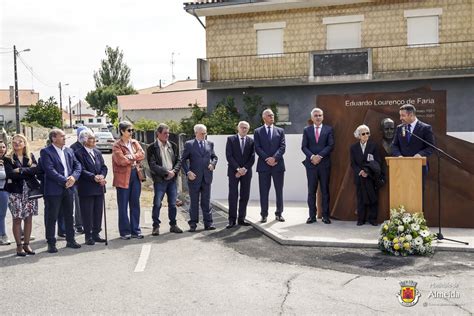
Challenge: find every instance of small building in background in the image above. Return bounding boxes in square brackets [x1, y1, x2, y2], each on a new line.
[0, 87, 39, 130]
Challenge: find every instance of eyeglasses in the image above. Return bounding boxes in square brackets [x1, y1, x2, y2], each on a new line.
[314, 114, 323, 117]
[127, 129, 134, 133]
[361, 132, 370, 136]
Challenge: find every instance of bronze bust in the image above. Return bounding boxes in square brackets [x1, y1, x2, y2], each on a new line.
[380, 118, 395, 155]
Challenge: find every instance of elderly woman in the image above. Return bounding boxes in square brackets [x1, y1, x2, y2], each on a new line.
[74, 130, 108, 245]
[4, 134, 40, 256]
[112, 121, 145, 239]
[350, 125, 382, 226]
[0, 141, 11, 246]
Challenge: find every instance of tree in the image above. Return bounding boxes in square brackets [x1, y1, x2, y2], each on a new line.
[86, 46, 136, 115]
[180, 102, 208, 135]
[23, 97, 62, 128]
[93, 46, 131, 88]
[243, 94, 279, 131]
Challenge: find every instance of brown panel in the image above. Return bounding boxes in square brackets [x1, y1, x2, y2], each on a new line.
[316, 87, 474, 228]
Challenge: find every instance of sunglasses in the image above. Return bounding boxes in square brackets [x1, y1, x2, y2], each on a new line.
[127, 129, 135, 133]
[361, 132, 370, 136]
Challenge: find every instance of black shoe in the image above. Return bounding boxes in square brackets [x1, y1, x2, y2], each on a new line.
[226, 223, 236, 229]
[260, 217, 267, 223]
[205, 226, 216, 231]
[369, 221, 378, 226]
[85, 238, 95, 245]
[57, 232, 66, 238]
[189, 226, 197, 232]
[66, 241, 82, 249]
[48, 244, 58, 253]
[131, 234, 144, 239]
[275, 216, 285, 222]
[357, 221, 364, 226]
[306, 217, 317, 224]
[92, 234, 106, 243]
[76, 227, 84, 234]
[322, 217, 331, 224]
[238, 221, 251, 226]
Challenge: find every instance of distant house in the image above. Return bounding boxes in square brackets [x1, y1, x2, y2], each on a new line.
[65, 100, 107, 128]
[117, 79, 206, 123]
[0, 87, 39, 129]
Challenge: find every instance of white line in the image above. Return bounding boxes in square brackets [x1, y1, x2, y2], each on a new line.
[134, 244, 151, 273]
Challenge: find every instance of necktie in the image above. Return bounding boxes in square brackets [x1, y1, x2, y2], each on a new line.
[315, 126, 320, 143]
[240, 137, 245, 154]
[199, 141, 204, 154]
[89, 152, 95, 163]
[407, 124, 411, 143]
[267, 126, 272, 141]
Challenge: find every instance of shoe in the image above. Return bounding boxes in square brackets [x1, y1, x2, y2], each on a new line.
[204, 226, 216, 231]
[152, 227, 160, 236]
[22, 243, 35, 255]
[357, 221, 364, 226]
[0, 235, 11, 245]
[85, 238, 95, 245]
[47, 244, 58, 253]
[16, 244, 26, 257]
[260, 217, 267, 223]
[189, 226, 197, 232]
[275, 216, 285, 222]
[369, 221, 378, 226]
[131, 234, 144, 239]
[306, 217, 317, 224]
[120, 235, 131, 240]
[58, 232, 66, 239]
[226, 223, 236, 229]
[76, 227, 84, 234]
[238, 221, 251, 226]
[66, 241, 82, 249]
[92, 234, 106, 243]
[170, 225, 183, 233]
[322, 217, 332, 224]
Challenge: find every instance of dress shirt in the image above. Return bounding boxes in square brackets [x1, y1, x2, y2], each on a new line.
[159, 141, 173, 170]
[53, 144, 68, 177]
[360, 142, 367, 154]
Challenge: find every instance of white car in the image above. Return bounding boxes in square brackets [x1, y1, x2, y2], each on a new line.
[94, 132, 115, 153]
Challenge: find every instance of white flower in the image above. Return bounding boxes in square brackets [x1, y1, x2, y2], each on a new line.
[398, 225, 405, 232]
[411, 223, 420, 231]
[405, 235, 413, 241]
[402, 216, 411, 224]
[420, 230, 430, 237]
[414, 236, 423, 246]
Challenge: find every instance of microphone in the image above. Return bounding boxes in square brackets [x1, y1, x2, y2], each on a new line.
[401, 125, 406, 137]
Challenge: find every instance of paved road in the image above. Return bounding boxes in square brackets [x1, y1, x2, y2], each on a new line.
[0, 136, 472, 314]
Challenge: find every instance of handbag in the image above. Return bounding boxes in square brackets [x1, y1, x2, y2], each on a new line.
[26, 177, 43, 200]
[136, 163, 147, 182]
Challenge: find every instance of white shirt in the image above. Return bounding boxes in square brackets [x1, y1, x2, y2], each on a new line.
[159, 141, 173, 170]
[408, 119, 418, 133]
[125, 141, 133, 154]
[85, 147, 95, 162]
[53, 144, 68, 177]
[360, 142, 367, 154]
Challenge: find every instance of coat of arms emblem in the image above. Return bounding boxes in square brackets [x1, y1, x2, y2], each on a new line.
[396, 280, 421, 307]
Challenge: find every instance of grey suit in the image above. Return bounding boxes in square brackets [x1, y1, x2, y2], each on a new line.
[181, 139, 218, 228]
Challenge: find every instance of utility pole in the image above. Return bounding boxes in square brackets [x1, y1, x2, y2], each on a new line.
[68, 96, 72, 128]
[13, 46, 20, 133]
[79, 100, 82, 124]
[58, 82, 64, 129]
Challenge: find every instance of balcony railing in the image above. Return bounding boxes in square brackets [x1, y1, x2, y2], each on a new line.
[197, 41, 474, 87]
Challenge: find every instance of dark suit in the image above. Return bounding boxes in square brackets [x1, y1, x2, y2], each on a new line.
[254, 125, 285, 217]
[147, 140, 181, 227]
[225, 134, 255, 224]
[350, 141, 381, 224]
[391, 120, 434, 159]
[181, 139, 218, 228]
[69, 141, 83, 229]
[40, 144, 82, 245]
[301, 124, 334, 219]
[75, 147, 108, 239]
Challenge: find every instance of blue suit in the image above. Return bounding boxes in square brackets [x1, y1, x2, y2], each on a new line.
[40, 144, 82, 245]
[301, 124, 334, 219]
[254, 125, 286, 217]
[181, 139, 218, 228]
[75, 146, 108, 239]
[391, 120, 434, 158]
[225, 134, 255, 224]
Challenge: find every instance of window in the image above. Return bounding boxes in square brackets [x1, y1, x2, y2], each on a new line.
[97, 118, 102, 123]
[88, 118, 94, 123]
[254, 22, 286, 56]
[72, 110, 75, 114]
[323, 15, 363, 50]
[404, 8, 442, 46]
[277, 104, 290, 123]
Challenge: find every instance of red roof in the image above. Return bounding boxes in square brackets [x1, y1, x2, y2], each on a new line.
[118, 89, 206, 111]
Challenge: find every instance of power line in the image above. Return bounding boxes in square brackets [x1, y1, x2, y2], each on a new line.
[17, 54, 56, 88]
[0, 50, 13, 54]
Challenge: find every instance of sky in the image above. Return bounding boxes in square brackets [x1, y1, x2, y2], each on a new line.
[0, 0, 206, 108]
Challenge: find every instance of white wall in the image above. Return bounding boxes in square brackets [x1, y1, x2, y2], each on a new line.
[207, 134, 307, 202]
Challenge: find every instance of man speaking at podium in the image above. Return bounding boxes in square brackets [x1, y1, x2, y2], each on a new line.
[391, 104, 435, 177]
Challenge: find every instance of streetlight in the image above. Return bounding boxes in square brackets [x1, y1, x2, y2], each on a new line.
[13, 45, 31, 133]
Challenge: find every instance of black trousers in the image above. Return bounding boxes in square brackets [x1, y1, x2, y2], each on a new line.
[79, 195, 104, 239]
[45, 190, 75, 245]
[228, 173, 252, 223]
[356, 184, 378, 223]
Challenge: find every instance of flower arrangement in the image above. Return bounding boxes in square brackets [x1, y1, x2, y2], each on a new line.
[378, 206, 436, 256]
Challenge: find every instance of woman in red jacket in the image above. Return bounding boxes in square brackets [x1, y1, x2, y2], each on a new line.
[112, 121, 145, 240]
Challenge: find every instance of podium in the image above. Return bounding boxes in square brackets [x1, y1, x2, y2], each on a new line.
[385, 157, 426, 214]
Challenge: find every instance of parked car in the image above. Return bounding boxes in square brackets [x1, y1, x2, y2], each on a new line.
[94, 131, 115, 153]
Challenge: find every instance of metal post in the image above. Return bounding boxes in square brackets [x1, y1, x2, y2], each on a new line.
[58, 82, 64, 129]
[69, 96, 72, 128]
[13, 45, 20, 134]
[79, 100, 82, 124]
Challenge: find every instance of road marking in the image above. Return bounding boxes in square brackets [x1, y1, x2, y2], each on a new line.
[134, 244, 151, 273]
